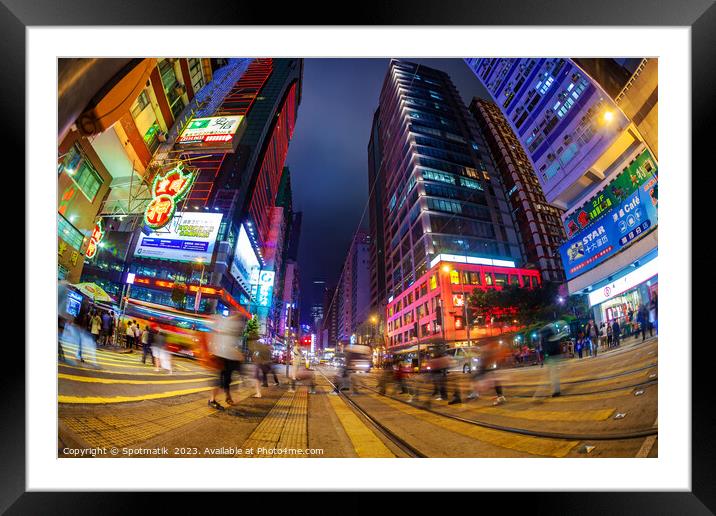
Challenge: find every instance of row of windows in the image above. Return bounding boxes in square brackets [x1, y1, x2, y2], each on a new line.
[388, 271, 540, 331]
[60, 144, 104, 202]
[423, 182, 488, 207]
[429, 213, 496, 240]
[57, 214, 85, 250]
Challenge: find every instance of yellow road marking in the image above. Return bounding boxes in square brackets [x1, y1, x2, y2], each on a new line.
[499, 361, 657, 387]
[58, 373, 213, 385]
[58, 381, 240, 404]
[58, 361, 212, 377]
[475, 405, 614, 422]
[371, 394, 578, 457]
[323, 387, 395, 458]
[60, 350, 194, 372]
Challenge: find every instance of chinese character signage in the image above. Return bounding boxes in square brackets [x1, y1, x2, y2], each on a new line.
[560, 186, 657, 281]
[564, 149, 657, 237]
[175, 116, 245, 153]
[85, 219, 105, 259]
[144, 163, 196, 230]
[135, 212, 223, 263]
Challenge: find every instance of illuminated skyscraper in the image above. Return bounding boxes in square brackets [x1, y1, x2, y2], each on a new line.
[373, 60, 538, 351]
[469, 98, 566, 283]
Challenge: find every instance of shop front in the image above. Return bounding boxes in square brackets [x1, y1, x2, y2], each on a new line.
[588, 255, 658, 334]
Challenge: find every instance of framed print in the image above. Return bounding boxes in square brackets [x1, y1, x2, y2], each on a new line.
[7, 0, 715, 511]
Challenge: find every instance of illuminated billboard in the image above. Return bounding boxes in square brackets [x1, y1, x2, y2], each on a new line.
[564, 149, 657, 237]
[230, 224, 261, 294]
[175, 116, 245, 153]
[560, 186, 657, 281]
[256, 270, 275, 307]
[134, 212, 223, 263]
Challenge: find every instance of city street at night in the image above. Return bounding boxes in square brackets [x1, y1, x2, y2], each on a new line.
[56, 56, 659, 460]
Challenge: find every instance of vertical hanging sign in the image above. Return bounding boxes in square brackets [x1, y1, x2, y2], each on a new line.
[144, 162, 196, 230]
[84, 219, 105, 259]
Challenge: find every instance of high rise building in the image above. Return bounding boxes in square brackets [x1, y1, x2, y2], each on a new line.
[373, 60, 538, 351]
[469, 98, 566, 283]
[465, 58, 658, 326]
[76, 58, 303, 341]
[336, 230, 371, 347]
[367, 108, 387, 331]
[322, 285, 338, 349]
[309, 280, 326, 333]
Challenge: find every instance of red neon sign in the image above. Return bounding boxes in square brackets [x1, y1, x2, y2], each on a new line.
[144, 163, 195, 230]
[85, 219, 104, 259]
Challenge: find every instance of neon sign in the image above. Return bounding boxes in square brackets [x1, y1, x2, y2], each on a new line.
[143, 163, 196, 230]
[85, 219, 105, 259]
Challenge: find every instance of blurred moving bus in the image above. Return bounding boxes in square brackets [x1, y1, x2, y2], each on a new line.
[123, 299, 219, 359]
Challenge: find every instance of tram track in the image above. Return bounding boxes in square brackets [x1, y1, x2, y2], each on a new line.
[357, 383, 659, 442]
[316, 366, 657, 444]
[315, 369, 426, 458]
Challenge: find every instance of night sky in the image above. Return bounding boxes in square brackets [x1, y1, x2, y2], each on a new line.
[284, 58, 491, 324]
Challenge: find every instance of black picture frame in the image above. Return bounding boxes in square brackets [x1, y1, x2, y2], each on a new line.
[7, 0, 714, 511]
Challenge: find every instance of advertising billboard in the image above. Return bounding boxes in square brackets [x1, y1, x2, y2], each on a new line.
[256, 270, 275, 307]
[230, 224, 261, 294]
[564, 149, 658, 238]
[134, 212, 223, 263]
[175, 116, 245, 153]
[560, 186, 657, 281]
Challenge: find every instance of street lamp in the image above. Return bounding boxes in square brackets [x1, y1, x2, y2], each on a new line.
[194, 257, 205, 314]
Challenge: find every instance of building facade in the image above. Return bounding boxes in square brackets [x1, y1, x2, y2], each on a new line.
[465, 58, 658, 327]
[385, 256, 541, 350]
[58, 58, 219, 284]
[469, 98, 566, 283]
[372, 60, 522, 350]
[336, 230, 371, 347]
[73, 58, 304, 344]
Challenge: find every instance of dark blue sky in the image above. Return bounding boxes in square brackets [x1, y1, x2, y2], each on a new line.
[284, 58, 491, 323]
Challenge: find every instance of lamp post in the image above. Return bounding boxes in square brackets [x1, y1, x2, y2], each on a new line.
[194, 257, 205, 314]
[370, 315, 378, 366]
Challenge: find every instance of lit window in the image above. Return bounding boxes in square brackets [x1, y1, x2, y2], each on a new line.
[450, 270, 460, 285]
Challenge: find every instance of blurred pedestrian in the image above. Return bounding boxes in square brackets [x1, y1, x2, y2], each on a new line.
[100, 310, 111, 346]
[378, 359, 393, 395]
[429, 348, 450, 401]
[467, 342, 506, 405]
[588, 320, 598, 357]
[535, 340, 544, 367]
[606, 322, 613, 348]
[206, 315, 245, 409]
[290, 345, 302, 393]
[540, 325, 565, 397]
[90, 311, 102, 345]
[125, 320, 135, 350]
[150, 327, 163, 371]
[612, 319, 621, 347]
[637, 304, 648, 341]
[140, 325, 153, 364]
[133, 320, 141, 350]
[599, 322, 607, 351]
[576, 331, 585, 359]
[155, 330, 172, 374]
